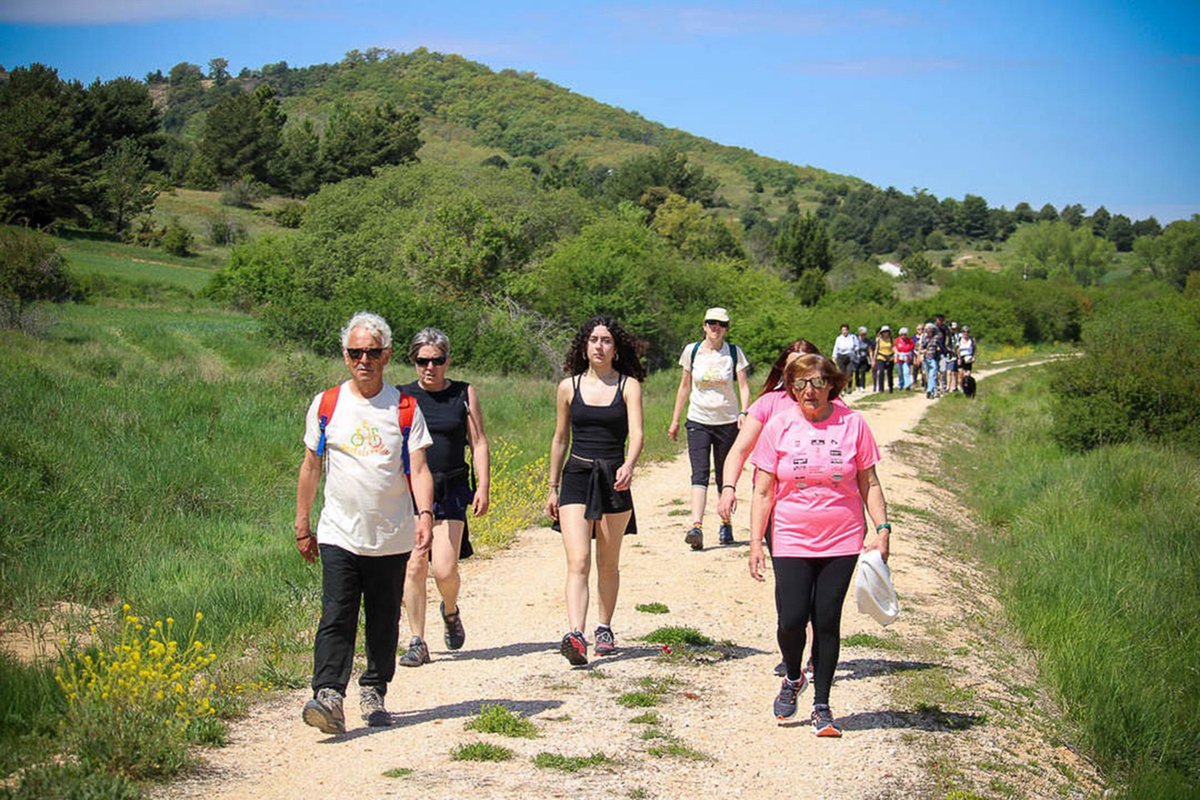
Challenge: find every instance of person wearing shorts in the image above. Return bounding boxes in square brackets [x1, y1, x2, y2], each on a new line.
[546, 316, 645, 665]
[397, 328, 491, 667]
[667, 307, 750, 550]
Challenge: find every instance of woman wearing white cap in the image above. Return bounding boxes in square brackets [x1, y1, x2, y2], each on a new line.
[667, 307, 750, 550]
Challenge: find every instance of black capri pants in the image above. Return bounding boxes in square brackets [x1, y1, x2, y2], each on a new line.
[685, 420, 739, 489]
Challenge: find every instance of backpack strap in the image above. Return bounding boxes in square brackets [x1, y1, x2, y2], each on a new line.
[691, 341, 740, 374]
[689, 341, 702, 369]
[398, 392, 417, 478]
[315, 385, 341, 457]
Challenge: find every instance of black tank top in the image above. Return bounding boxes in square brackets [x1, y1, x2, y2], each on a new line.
[399, 380, 468, 475]
[569, 374, 628, 462]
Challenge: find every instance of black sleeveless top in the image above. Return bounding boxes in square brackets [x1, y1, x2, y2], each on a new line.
[569, 374, 628, 462]
[399, 380, 469, 475]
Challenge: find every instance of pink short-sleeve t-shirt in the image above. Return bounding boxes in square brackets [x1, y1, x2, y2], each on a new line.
[749, 403, 880, 558]
[748, 391, 848, 426]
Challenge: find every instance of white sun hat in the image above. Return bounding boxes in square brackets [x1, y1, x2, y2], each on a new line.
[855, 549, 899, 626]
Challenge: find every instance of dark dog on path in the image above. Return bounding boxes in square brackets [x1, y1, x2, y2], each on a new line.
[962, 373, 977, 398]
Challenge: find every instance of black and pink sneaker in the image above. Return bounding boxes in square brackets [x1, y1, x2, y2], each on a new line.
[594, 626, 617, 656]
[560, 631, 588, 665]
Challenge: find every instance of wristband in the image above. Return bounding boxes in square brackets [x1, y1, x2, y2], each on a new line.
[418, 510, 433, 518]
[876, 523, 892, 533]
[296, 533, 313, 542]
[739, 410, 748, 416]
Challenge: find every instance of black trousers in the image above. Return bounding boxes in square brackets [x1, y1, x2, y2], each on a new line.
[773, 554, 858, 705]
[685, 420, 739, 491]
[312, 543, 409, 698]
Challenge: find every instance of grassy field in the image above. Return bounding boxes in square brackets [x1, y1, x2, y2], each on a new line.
[925, 366, 1199, 799]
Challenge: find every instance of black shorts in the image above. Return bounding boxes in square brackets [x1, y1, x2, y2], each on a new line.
[433, 480, 473, 522]
[558, 462, 633, 514]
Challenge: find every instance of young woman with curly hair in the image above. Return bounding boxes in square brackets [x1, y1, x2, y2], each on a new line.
[545, 316, 646, 665]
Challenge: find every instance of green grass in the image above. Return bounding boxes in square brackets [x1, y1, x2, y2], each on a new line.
[464, 704, 539, 738]
[450, 742, 514, 762]
[646, 742, 712, 761]
[637, 626, 714, 647]
[531, 752, 613, 772]
[382, 767, 413, 778]
[931, 366, 1200, 797]
[842, 632, 903, 651]
[616, 692, 660, 708]
[635, 602, 670, 614]
[629, 711, 660, 725]
[58, 233, 217, 293]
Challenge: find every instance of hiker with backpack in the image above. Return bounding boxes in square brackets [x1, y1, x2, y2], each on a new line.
[296, 312, 434, 734]
[396, 328, 491, 668]
[546, 316, 646, 665]
[851, 326, 873, 393]
[667, 308, 750, 550]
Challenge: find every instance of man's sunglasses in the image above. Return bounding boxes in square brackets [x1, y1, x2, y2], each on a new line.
[346, 347, 386, 360]
[415, 356, 448, 367]
[705, 319, 729, 328]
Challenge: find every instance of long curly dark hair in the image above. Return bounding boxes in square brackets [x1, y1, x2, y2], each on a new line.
[563, 316, 647, 379]
[758, 339, 821, 398]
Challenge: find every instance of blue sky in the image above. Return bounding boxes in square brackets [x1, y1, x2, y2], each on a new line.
[3, 1, 1197, 222]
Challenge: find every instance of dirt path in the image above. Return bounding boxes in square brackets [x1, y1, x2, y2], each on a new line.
[165, 365, 1102, 800]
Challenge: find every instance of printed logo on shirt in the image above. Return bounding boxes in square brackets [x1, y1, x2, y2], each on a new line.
[339, 420, 391, 457]
[694, 363, 730, 390]
[810, 438, 825, 446]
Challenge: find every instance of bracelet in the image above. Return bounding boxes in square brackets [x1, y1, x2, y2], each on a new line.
[739, 410, 748, 416]
[418, 510, 433, 518]
[876, 523, 892, 533]
[549, 484, 559, 491]
[296, 533, 313, 542]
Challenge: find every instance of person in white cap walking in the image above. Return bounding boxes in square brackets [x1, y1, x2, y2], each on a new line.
[667, 307, 750, 550]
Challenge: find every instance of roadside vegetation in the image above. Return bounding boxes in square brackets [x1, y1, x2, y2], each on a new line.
[929, 293, 1200, 798]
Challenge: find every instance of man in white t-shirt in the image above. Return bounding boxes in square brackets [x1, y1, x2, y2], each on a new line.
[667, 307, 750, 550]
[295, 312, 434, 735]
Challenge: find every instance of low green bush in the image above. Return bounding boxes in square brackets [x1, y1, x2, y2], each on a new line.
[1051, 296, 1200, 454]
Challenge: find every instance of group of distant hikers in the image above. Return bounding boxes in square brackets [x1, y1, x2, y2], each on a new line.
[831, 313, 977, 398]
[296, 306, 987, 740]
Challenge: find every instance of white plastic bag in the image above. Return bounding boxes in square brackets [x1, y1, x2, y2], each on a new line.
[855, 549, 899, 626]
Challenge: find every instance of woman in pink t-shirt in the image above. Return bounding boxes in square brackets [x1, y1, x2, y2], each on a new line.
[748, 354, 891, 736]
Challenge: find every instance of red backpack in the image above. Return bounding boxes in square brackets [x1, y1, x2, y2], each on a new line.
[315, 385, 417, 483]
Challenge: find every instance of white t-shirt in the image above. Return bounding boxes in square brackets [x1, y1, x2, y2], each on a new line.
[680, 342, 749, 426]
[303, 382, 433, 556]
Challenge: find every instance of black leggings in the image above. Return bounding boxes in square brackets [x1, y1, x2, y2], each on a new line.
[773, 554, 858, 705]
[685, 421, 738, 490]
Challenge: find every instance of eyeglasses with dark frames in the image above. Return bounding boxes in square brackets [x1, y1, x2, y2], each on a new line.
[414, 355, 448, 367]
[346, 347, 385, 360]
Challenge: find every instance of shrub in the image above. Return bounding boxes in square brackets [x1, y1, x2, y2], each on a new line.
[207, 214, 248, 246]
[160, 219, 194, 256]
[450, 742, 513, 762]
[464, 703, 538, 738]
[1050, 297, 1200, 454]
[638, 627, 713, 647]
[0, 763, 140, 799]
[0, 229, 75, 327]
[54, 606, 219, 780]
[272, 200, 305, 229]
[219, 177, 270, 208]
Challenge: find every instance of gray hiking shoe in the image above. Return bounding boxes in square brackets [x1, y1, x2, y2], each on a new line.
[684, 525, 703, 550]
[441, 601, 465, 650]
[302, 687, 346, 734]
[398, 635, 430, 667]
[773, 674, 807, 721]
[360, 685, 390, 727]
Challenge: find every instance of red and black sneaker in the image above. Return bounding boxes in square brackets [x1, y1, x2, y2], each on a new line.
[560, 631, 588, 666]
[594, 626, 617, 656]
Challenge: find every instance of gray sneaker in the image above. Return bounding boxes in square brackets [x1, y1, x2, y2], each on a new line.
[441, 601, 465, 650]
[360, 685, 390, 726]
[684, 525, 703, 550]
[773, 674, 808, 721]
[398, 635, 430, 667]
[302, 687, 346, 734]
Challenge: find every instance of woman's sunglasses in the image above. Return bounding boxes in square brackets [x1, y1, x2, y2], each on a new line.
[792, 377, 829, 390]
[415, 356, 448, 367]
[705, 319, 729, 328]
[346, 347, 385, 360]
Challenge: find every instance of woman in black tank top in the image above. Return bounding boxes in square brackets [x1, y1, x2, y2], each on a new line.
[546, 316, 646, 666]
[396, 328, 491, 667]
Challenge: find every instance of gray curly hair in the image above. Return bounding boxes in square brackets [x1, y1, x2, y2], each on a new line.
[340, 311, 392, 349]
